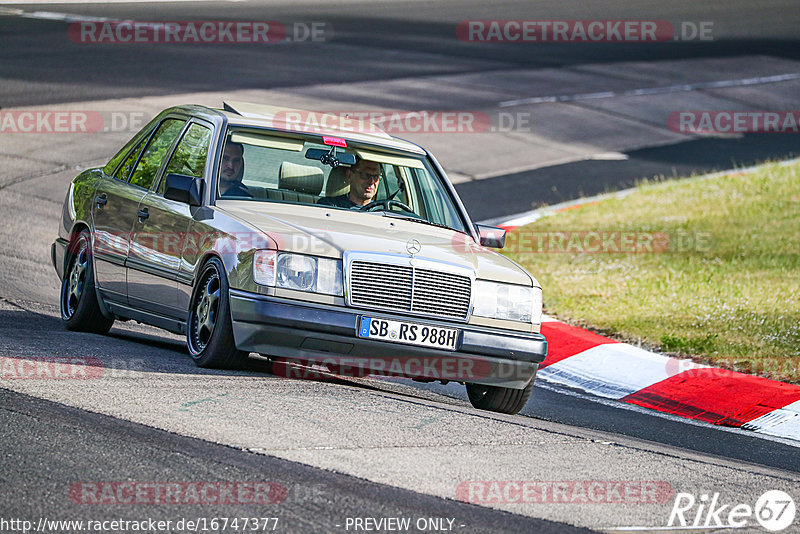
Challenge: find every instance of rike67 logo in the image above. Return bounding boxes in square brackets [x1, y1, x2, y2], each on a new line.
[668, 490, 796, 531]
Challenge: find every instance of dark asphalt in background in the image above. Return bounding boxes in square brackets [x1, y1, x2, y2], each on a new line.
[0, 387, 593, 534]
[461, 134, 800, 220]
[2, 1, 799, 218]
[2, 1, 800, 107]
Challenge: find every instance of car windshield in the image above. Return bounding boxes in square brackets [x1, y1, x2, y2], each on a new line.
[216, 129, 468, 233]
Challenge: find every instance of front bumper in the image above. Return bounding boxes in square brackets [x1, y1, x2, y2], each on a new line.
[229, 290, 547, 389]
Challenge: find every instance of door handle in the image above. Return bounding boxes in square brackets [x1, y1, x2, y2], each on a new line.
[137, 208, 149, 221]
[95, 194, 107, 207]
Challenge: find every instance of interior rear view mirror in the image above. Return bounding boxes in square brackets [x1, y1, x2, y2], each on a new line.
[305, 148, 356, 167]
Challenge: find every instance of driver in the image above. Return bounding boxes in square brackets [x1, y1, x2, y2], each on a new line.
[218, 140, 253, 198]
[318, 157, 381, 208]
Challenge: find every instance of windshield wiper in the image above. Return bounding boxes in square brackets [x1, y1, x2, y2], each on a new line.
[378, 211, 468, 234]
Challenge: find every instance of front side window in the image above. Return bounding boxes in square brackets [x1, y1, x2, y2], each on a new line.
[158, 123, 212, 195]
[128, 119, 185, 190]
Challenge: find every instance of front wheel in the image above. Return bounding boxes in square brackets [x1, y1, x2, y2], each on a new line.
[60, 229, 114, 334]
[466, 381, 534, 415]
[187, 257, 249, 369]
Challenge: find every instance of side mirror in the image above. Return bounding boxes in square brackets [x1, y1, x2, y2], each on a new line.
[164, 173, 203, 206]
[475, 224, 506, 249]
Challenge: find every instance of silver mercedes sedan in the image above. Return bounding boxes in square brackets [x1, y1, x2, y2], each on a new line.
[52, 102, 547, 414]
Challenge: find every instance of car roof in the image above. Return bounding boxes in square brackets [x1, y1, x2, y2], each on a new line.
[214, 101, 426, 155]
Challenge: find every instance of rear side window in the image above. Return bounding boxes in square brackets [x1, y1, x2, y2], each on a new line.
[113, 136, 148, 182]
[128, 119, 185, 190]
[103, 116, 159, 176]
[158, 123, 212, 195]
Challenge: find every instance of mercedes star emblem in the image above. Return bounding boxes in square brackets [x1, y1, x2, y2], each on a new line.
[406, 239, 421, 255]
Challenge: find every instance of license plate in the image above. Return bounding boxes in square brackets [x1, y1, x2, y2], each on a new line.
[357, 317, 458, 351]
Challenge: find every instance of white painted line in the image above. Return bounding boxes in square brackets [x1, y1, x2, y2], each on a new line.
[589, 152, 629, 161]
[493, 213, 542, 228]
[20, 11, 114, 23]
[499, 72, 800, 108]
[538, 343, 706, 400]
[754, 412, 800, 441]
[745, 407, 798, 430]
[744, 400, 800, 440]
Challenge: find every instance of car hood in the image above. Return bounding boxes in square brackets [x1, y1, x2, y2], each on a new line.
[217, 201, 536, 286]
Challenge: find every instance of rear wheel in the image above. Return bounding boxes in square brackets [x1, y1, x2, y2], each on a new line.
[187, 257, 249, 369]
[60, 229, 114, 334]
[466, 381, 534, 415]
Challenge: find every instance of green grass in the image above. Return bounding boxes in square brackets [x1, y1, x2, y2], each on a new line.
[505, 161, 800, 383]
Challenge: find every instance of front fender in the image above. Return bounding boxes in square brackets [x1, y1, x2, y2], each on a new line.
[181, 207, 278, 295]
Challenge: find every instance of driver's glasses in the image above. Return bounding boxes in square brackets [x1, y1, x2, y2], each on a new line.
[353, 170, 381, 182]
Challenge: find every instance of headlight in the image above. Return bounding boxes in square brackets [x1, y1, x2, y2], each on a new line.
[473, 280, 542, 324]
[253, 250, 342, 296]
[277, 254, 316, 291]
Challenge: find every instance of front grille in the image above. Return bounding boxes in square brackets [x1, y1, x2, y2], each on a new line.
[349, 260, 471, 320]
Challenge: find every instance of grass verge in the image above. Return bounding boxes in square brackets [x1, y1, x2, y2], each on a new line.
[504, 160, 800, 383]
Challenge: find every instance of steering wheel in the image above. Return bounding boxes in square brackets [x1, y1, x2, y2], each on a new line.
[360, 199, 414, 213]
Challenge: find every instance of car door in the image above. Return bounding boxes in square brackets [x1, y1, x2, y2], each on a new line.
[127, 120, 213, 317]
[92, 131, 153, 302]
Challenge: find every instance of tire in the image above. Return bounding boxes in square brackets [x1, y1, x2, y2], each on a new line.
[466, 381, 534, 415]
[60, 229, 114, 334]
[187, 257, 249, 369]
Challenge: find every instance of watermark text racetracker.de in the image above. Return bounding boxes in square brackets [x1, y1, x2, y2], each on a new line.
[668, 110, 800, 134]
[70, 481, 287, 505]
[273, 109, 536, 134]
[666, 357, 800, 382]
[0, 110, 148, 134]
[0, 356, 147, 380]
[457, 20, 714, 42]
[68, 20, 331, 44]
[457, 480, 674, 504]
[267, 354, 509, 383]
[454, 230, 714, 254]
[0, 109, 536, 134]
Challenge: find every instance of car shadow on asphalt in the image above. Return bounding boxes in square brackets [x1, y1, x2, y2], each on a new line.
[1, 302, 469, 410]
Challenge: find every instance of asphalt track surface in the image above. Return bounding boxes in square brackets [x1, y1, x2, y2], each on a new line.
[1, 388, 588, 534]
[2, 1, 800, 532]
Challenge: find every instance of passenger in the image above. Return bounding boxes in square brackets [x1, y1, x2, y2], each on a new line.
[318, 157, 381, 208]
[218, 141, 253, 198]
